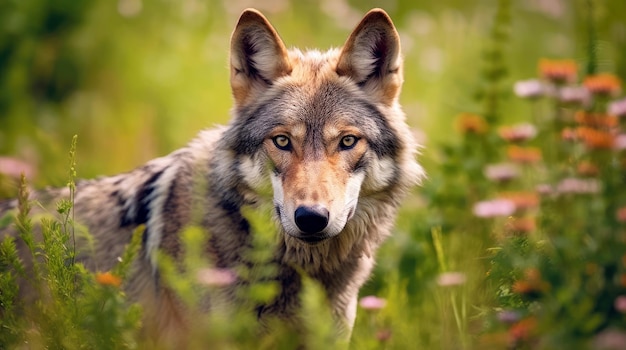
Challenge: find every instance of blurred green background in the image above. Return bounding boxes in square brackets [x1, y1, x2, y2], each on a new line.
[2, 1, 626, 347]
[1, 0, 624, 191]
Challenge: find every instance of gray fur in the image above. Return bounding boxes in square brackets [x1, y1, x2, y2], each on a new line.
[0, 8, 424, 344]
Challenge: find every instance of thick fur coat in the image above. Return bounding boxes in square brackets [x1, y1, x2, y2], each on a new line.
[0, 8, 423, 344]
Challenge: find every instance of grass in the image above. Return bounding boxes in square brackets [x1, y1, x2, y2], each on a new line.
[2, 1, 626, 349]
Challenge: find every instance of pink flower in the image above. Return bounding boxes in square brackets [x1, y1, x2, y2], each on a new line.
[615, 296, 626, 313]
[608, 98, 626, 116]
[484, 163, 520, 182]
[558, 86, 591, 106]
[359, 295, 387, 310]
[614, 134, 626, 151]
[513, 79, 549, 99]
[436, 272, 467, 287]
[196, 268, 237, 287]
[473, 199, 516, 218]
[0, 157, 36, 179]
[499, 123, 538, 143]
[593, 329, 626, 350]
[535, 184, 554, 195]
[556, 178, 601, 194]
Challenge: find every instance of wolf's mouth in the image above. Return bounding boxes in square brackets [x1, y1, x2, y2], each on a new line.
[296, 234, 329, 244]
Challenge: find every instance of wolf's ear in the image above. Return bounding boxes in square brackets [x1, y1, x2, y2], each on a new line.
[230, 9, 291, 105]
[336, 9, 402, 106]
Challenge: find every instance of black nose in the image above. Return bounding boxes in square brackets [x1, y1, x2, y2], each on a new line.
[294, 205, 329, 234]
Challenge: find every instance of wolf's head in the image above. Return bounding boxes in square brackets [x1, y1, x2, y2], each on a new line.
[224, 9, 422, 244]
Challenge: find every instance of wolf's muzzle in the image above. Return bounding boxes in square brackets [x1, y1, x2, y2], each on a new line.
[294, 205, 329, 234]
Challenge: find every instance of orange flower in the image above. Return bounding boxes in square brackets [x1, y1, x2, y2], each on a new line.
[96, 272, 122, 287]
[561, 127, 577, 141]
[616, 207, 626, 223]
[575, 111, 618, 129]
[507, 145, 542, 164]
[512, 268, 549, 297]
[500, 192, 540, 210]
[576, 127, 615, 149]
[455, 113, 488, 134]
[504, 217, 536, 234]
[538, 58, 578, 84]
[577, 161, 599, 177]
[583, 73, 622, 96]
[509, 317, 537, 344]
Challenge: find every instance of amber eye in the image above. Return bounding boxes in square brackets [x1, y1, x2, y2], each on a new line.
[272, 135, 291, 150]
[340, 135, 359, 150]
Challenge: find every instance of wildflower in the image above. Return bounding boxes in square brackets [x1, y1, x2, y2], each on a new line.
[513, 79, 547, 99]
[455, 113, 488, 134]
[509, 317, 537, 344]
[561, 127, 577, 141]
[96, 271, 122, 288]
[535, 184, 553, 195]
[577, 160, 599, 177]
[538, 58, 577, 84]
[608, 98, 626, 116]
[583, 73, 622, 97]
[376, 329, 392, 342]
[436, 272, 467, 287]
[575, 111, 618, 129]
[473, 199, 516, 218]
[507, 146, 542, 164]
[556, 177, 601, 194]
[497, 310, 521, 324]
[196, 267, 237, 287]
[558, 86, 591, 106]
[504, 217, 536, 234]
[359, 295, 387, 310]
[512, 268, 549, 297]
[615, 296, 626, 313]
[616, 207, 626, 223]
[500, 192, 539, 211]
[484, 163, 520, 182]
[576, 127, 615, 149]
[0, 157, 36, 179]
[592, 329, 626, 350]
[614, 134, 626, 151]
[498, 123, 537, 143]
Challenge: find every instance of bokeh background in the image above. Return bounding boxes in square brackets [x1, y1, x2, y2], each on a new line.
[1, 0, 623, 189]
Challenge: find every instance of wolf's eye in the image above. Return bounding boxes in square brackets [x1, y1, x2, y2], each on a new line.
[340, 135, 359, 150]
[272, 135, 291, 150]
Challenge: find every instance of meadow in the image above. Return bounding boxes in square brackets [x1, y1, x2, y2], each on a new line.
[1, 0, 626, 348]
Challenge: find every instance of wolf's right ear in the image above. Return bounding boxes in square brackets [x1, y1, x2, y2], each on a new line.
[230, 9, 292, 106]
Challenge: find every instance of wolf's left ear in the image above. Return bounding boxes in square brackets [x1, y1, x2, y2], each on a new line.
[336, 9, 402, 106]
[230, 9, 292, 106]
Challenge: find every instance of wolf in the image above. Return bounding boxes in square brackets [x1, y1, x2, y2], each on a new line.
[1, 7, 423, 344]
